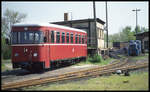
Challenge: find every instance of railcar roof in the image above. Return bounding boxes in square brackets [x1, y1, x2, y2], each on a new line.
[13, 23, 86, 33]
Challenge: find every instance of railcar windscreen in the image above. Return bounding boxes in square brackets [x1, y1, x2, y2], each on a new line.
[11, 31, 44, 44]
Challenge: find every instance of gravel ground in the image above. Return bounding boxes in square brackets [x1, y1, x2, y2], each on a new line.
[126, 57, 149, 66]
[1, 64, 100, 84]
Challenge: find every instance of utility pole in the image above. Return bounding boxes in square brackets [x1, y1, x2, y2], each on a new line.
[105, 1, 108, 48]
[93, 1, 98, 54]
[132, 8, 141, 39]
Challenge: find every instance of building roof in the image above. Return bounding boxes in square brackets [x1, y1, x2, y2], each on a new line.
[50, 18, 105, 25]
[13, 23, 86, 33]
[134, 31, 149, 36]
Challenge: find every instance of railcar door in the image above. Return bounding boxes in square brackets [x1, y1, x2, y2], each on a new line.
[44, 30, 50, 68]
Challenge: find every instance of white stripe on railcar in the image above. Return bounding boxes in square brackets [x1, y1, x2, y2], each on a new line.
[11, 44, 87, 46]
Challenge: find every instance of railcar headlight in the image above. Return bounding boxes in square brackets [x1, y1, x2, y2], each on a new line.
[15, 53, 19, 57]
[33, 53, 38, 57]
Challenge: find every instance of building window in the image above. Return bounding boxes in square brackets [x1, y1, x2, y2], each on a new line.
[56, 32, 60, 43]
[70, 33, 73, 43]
[102, 30, 104, 40]
[62, 32, 65, 43]
[51, 31, 55, 43]
[66, 32, 69, 43]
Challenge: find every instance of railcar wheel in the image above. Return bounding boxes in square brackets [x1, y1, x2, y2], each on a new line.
[56, 61, 59, 68]
[24, 65, 44, 73]
[70, 60, 74, 65]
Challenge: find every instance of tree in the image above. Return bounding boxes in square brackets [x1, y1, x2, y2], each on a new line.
[133, 26, 149, 35]
[140, 27, 149, 32]
[2, 8, 27, 39]
[120, 26, 136, 41]
[133, 26, 141, 35]
[107, 26, 148, 48]
[108, 26, 136, 43]
[1, 8, 27, 59]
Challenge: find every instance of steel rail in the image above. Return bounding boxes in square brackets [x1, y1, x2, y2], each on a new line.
[2, 58, 148, 90]
[1, 58, 128, 90]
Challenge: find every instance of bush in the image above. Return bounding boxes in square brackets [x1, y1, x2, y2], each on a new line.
[3, 45, 11, 60]
[86, 56, 92, 62]
[88, 54, 103, 63]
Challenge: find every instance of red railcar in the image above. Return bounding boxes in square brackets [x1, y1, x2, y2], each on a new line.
[11, 23, 87, 71]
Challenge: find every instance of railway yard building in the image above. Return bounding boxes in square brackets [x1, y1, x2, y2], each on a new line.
[136, 31, 149, 53]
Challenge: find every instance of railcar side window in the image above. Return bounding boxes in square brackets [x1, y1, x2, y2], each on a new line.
[66, 32, 69, 43]
[56, 32, 60, 43]
[49, 31, 51, 42]
[84, 36, 87, 43]
[79, 34, 81, 44]
[51, 31, 55, 43]
[75, 34, 78, 44]
[82, 35, 84, 44]
[70, 33, 73, 43]
[62, 32, 65, 43]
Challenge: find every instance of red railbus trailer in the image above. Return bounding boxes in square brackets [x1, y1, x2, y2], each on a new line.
[11, 23, 87, 71]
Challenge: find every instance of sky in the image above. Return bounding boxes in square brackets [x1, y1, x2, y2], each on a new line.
[2, 1, 149, 34]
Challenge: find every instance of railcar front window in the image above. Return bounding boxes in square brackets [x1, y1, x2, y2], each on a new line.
[12, 32, 17, 44]
[29, 32, 34, 41]
[35, 33, 40, 43]
[12, 31, 43, 44]
[24, 32, 27, 40]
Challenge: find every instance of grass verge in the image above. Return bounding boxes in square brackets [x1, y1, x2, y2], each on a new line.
[23, 71, 148, 91]
[1, 59, 11, 72]
[75, 55, 117, 66]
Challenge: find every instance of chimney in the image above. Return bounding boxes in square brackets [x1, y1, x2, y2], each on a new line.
[64, 13, 68, 21]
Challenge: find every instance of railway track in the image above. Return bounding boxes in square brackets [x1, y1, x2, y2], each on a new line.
[2, 58, 148, 90]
